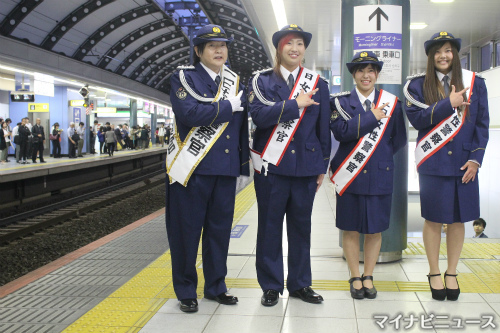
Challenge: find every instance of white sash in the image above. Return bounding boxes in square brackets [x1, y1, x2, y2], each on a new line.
[166, 65, 239, 186]
[251, 67, 320, 174]
[415, 69, 475, 168]
[330, 90, 398, 195]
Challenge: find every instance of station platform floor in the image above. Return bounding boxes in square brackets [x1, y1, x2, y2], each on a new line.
[0, 146, 167, 181]
[1, 182, 499, 333]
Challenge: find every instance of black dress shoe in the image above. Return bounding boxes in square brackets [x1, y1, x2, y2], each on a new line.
[427, 273, 446, 301]
[361, 274, 377, 299]
[205, 292, 238, 305]
[32, 161, 37, 163]
[261, 290, 279, 306]
[349, 277, 365, 299]
[290, 286, 324, 304]
[40, 161, 46, 163]
[444, 271, 460, 301]
[179, 299, 198, 313]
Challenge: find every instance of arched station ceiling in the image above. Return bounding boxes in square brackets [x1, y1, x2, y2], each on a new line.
[0, 0, 272, 96]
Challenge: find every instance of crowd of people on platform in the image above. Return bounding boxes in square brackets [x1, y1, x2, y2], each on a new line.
[0, 117, 171, 162]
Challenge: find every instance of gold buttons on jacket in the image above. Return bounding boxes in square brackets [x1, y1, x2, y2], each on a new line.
[226, 135, 230, 139]
[225, 149, 229, 154]
[312, 148, 315, 152]
[291, 138, 294, 141]
[291, 150, 296, 154]
[363, 170, 367, 174]
[450, 138, 454, 142]
[386, 167, 390, 171]
[448, 151, 452, 155]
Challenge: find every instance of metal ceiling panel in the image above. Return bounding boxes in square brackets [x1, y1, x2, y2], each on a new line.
[73, 3, 161, 60]
[40, 0, 116, 50]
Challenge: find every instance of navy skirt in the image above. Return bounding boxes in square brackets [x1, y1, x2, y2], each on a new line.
[419, 174, 479, 224]
[336, 192, 392, 234]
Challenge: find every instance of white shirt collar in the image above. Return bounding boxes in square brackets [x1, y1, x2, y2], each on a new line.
[436, 71, 452, 85]
[355, 87, 376, 109]
[280, 65, 300, 83]
[200, 62, 221, 83]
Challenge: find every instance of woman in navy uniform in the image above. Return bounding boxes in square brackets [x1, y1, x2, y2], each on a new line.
[404, 32, 489, 301]
[167, 24, 250, 312]
[248, 25, 331, 307]
[329, 52, 406, 299]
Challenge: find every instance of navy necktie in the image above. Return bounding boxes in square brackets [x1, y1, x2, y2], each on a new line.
[443, 75, 450, 96]
[364, 99, 371, 112]
[287, 73, 294, 91]
[215, 75, 221, 87]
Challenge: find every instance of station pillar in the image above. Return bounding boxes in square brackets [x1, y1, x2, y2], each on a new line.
[151, 105, 158, 145]
[130, 99, 137, 128]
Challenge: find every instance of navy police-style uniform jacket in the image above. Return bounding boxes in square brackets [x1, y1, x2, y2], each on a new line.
[405, 74, 489, 176]
[169, 62, 250, 177]
[248, 69, 331, 176]
[330, 89, 407, 195]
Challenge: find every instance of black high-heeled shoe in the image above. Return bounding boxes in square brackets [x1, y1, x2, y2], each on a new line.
[427, 273, 446, 301]
[444, 271, 460, 301]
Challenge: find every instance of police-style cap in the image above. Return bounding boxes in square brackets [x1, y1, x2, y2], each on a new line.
[272, 24, 312, 48]
[346, 51, 384, 74]
[424, 31, 461, 55]
[192, 24, 233, 46]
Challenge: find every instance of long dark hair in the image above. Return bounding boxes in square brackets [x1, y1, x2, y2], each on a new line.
[423, 41, 466, 113]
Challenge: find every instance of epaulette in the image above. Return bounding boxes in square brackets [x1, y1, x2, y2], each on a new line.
[475, 73, 483, 79]
[252, 67, 273, 75]
[406, 72, 425, 80]
[330, 91, 350, 98]
[177, 65, 195, 70]
[320, 76, 329, 84]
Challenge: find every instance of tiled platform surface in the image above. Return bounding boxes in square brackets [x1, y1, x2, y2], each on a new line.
[1, 182, 500, 333]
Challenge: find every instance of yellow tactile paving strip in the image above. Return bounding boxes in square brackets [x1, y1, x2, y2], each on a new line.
[63, 182, 256, 333]
[404, 242, 500, 259]
[63, 182, 500, 332]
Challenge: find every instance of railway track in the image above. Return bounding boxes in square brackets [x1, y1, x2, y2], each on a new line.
[0, 171, 165, 244]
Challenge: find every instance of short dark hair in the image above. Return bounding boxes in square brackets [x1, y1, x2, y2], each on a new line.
[473, 218, 486, 228]
[193, 42, 207, 64]
[5, 118, 11, 123]
[350, 63, 381, 75]
[94, 120, 98, 123]
[79, 122, 84, 126]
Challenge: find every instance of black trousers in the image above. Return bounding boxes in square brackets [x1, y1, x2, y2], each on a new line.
[32, 142, 44, 162]
[68, 139, 76, 157]
[99, 141, 105, 154]
[52, 140, 61, 157]
[107, 142, 115, 155]
[20, 141, 29, 161]
[90, 136, 96, 153]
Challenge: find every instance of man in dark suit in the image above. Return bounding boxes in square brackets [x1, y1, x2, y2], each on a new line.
[18, 117, 31, 164]
[31, 118, 46, 163]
